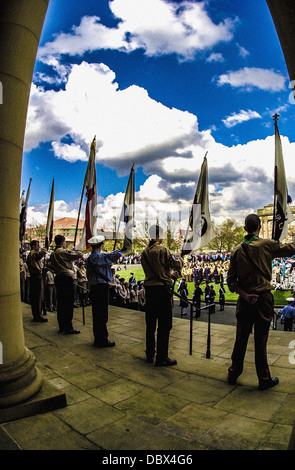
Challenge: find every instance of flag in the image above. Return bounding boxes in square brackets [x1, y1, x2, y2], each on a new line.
[77, 137, 97, 250]
[272, 115, 294, 241]
[114, 164, 135, 254]
[45, 179, 54, 250]
[182, 153, 215, 255]
[19, 178, 32, 243]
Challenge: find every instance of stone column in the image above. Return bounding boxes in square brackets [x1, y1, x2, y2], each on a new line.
[266, 0, 295, 99]
[0, 0, 49, 407]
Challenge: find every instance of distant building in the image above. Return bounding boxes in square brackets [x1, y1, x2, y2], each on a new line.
[25, 217, 114, 248]
[257, 203, 295, 242]
[25, 217, 84, 247]
[53, 217, 84, 245]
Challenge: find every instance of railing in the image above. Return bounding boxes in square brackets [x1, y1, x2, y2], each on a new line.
[172, 289, 214, 358]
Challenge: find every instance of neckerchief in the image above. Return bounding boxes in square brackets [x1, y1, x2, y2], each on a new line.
[243, 234, 258, 244]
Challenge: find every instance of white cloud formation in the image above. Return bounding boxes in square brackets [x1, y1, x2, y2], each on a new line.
[206, 52, 224, 63]
[27, 200, 78, 227]
[25, 58, 295, 227]
[24, 61, 206, 170]
[216, 67, 286, 92]
[235, 43, 249, 58]
[222, 109, 262, 128]
[38, 0, 235, 63]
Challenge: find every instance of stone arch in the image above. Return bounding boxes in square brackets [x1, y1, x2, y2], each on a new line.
[0, 0, 294, 407]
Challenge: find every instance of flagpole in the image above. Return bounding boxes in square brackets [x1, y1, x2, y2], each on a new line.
[177, 151, 216, 356]
[74, 184, 85, 248]
[19, 177, 32, 245]
[272, 113, 279, 240]
[114, 163, 135, 251]
[74, 136, 97, 249]
[45, 178, 54, 249]
[181, 151, 208, 256]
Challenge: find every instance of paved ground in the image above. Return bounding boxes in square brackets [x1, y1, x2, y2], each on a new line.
[1, 301, 295, 454]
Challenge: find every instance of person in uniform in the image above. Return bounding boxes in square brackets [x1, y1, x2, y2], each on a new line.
[50, 235, 83, 334]
[85, 235, 122, 348]
[178, 278, 189, 316]
[282, 297, 295, 331]
[227, 213, 295, 390]
[192, 281, 203, 319]
[141, 224, 183, 366]
[218, 282, 226, 311]
[26, 240, 47, 322]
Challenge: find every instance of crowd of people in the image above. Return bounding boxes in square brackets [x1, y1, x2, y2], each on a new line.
[20, 244, 295, 321]
[271, 257, 295, 290]
[20, 249, 146, 315]
[18, 213, 295, 388]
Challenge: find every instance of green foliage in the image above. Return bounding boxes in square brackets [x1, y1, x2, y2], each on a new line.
[207, 219, 245, 252]
[117, 267, 291, 306]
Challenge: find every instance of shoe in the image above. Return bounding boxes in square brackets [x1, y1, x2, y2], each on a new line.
[258, 377, 279, 390]
[155, 357, 177, 367]
[64, 329, 81, 334]
[227, 373, 237, 385]
[33, 316, 48, 322]
[146, 357, 154, 363]
[93, 340, 115, 348]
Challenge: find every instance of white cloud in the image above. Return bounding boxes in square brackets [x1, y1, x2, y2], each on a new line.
[236, 43, 249, 58]
[51, 141, 88, 162]
[27, 200, 78, 227]
[24, 61, 206, 170]
[216, 67, 286, 92]
[206, 52, 225, 63]
[25, 58, 295, 226]
[90, 133, 295, 229]
[38, 0, 235, 63]
[222, 109, 262, 128]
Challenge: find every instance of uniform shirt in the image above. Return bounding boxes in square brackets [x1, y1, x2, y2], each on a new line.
[282, 304, 295, 319]
[227, 236, 295, 294]
[86, 250, 122, 285]
[50, 247, 83, 278]
[141, 242, 183, 286]
[26, 249, 46, 274]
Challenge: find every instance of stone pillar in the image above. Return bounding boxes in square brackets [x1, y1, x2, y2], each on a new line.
[0, 0, 49, 407]
[266, 0, 295, 98]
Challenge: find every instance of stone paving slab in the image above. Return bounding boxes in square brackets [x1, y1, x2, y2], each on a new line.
[1, 302, 295, 451]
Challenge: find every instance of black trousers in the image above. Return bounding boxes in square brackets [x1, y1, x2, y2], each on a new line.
[228, 292, 274, 385]
[29, 272, 44, 319]
[145, 285, 173, 361]
[55, 274, 74, 332]
[284, 318, 293, 331]
[90, 283, 109, 345]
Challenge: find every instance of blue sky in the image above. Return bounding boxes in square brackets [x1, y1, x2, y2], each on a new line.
[22, 0, 295, 230]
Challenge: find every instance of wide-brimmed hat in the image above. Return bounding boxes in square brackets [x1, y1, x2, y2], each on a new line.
[87, 235, 105, 245]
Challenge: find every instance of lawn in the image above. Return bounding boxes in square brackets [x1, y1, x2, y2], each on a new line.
[116, 266, 291, 307]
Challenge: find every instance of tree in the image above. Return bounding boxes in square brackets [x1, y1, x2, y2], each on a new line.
[207, 219, 244, 252]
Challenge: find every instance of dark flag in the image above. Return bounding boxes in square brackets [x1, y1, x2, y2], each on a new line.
[272, 114, 293, 241]
[182, 153, 215, 255]
[76, 136, 97, 250]
[114, 164, 135, 254]
[19, 178, 32, 243]
[45, 179, 54, 250]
